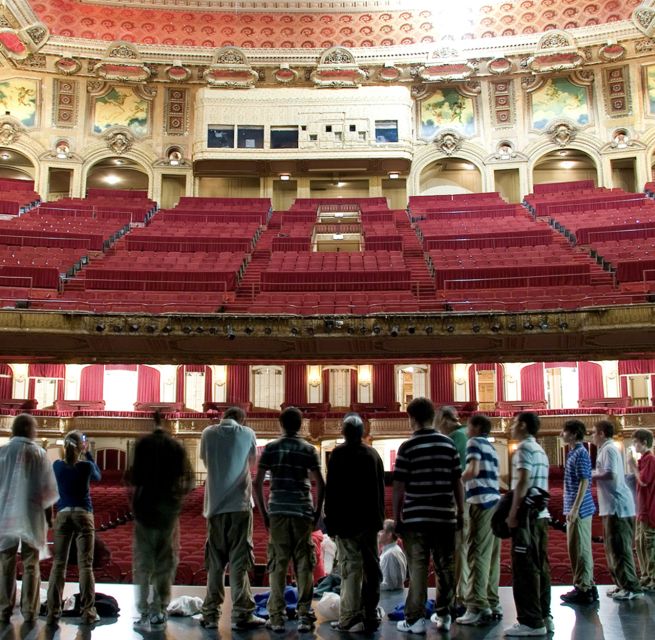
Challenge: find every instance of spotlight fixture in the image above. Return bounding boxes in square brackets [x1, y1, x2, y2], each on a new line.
[264, 327, 272, 335]
[507, 321, 517, 331]
[226, 325, 236, 340]
[145, 324, 156, 333]
[523, 320, 534, 330]
[559, 320, 569, 330]
[407, 325, 416, 334]
[446, 325, 454, 333]
[129, 324, 139, 332]
[182, 326, 192, 334]
[112, 324, 123, 333]
[346, 326, 355, 335]
[306, 326, 315, 336]
[324, 319, 335, 332]
[372, 325, 381, 335]
[290, 327, 299, 336]
[162, 325, 172, 334]
[539, 319, 549, 330]
[196, 326, 205, 333]
[426, 326, 434, 335]
[245, 326, 255, 335]
[208, 327, 217, 335]
[491, 322, 501, 333]
[95, 323, 105, 332]
[390, 325, 399, 337]
[359, 326, 368, 335]
[472, 324, 481, 333]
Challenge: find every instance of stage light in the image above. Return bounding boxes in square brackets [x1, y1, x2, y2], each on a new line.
[446, 325, 454, 333]
[145, 324, 156, 333]
[360, 326, 368, 335]
[196, 326, 205, 333]
[306, 326, 315, 336]
[324, 319, 335, 332]
[372, 325, 381, 335]
[426, 326, 434, 335]
[507, 321, 517, 331]
[346, 326, 355, 335]
[264, 327, 272, 335]
[290, 327, 299, 336]
[129, 324, 139, 332]
[559, 320, 569, 330]
[491, 322, 501, 332]
[524, 320, 534, 330]
[245, 326, 255, 335]
[226, 325, 236, 340]
[539, 319, 549, 330]
[95, 323, 105, 332]
[182, 326, 192, 334]
[162, 325, 172, 334]
[407, 325, 416, 334]
[208, 327, 217, 335]
[390, 326, 399, 337]
[112, 324, 122, 333]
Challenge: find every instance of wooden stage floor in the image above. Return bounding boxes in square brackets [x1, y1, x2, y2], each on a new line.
[0, 583, 651, 640]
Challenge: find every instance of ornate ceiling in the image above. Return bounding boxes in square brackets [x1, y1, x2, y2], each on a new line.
[27, 0, 641, 49]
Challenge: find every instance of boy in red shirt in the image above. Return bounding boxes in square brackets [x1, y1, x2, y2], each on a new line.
[631, 429, 655, 589]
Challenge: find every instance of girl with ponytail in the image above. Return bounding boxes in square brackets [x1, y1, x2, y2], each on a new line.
[46, 431, 101, 626]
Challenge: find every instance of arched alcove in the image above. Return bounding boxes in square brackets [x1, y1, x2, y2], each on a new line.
[418, 157, 482, 195]
[85, 156, 149, 192]
[0, 147, 35, 180]
[532, 149, 598, 187]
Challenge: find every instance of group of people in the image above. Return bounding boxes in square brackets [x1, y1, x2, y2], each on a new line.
[0, 402, 653, 639]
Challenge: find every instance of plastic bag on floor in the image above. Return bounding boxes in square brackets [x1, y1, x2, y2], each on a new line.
[315, 592, 340, 622]
[167, 596, 203, 617]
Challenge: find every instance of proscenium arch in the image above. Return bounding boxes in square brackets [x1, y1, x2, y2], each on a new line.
[0, 142, 42, 183]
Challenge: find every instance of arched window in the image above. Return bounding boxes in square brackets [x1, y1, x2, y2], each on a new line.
[251, 365, 284, 410]
[395, 364, 429, 410]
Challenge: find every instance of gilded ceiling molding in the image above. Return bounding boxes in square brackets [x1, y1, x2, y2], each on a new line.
[599, 42, 627, 62]
[0, 116, 25, 145]
[311, 46, 366, 88]
[103, 126, 134, 155]
[55, 56, 82, 75]
[418, 60, 476, 83]
[273, 64, 298, 84]
[204, 47, 258, 89]
[528, 31, 584, 74]
[0, 21, 48, 60]
[633, 2, 655, 38]
[94, 41, 151, 82]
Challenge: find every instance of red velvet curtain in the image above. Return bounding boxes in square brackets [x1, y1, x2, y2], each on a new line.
[80, 364, 104, 400]
[105, 364, 137, 371]
[0, 364, 13, 398]
[468, 365, 477, 402]
[350, 369, 358, 406]
[618, 360, 655, 375]
[322, 368, 330, 404]
[373, 363, 395, 408]
[430, 362, 454, 403]
[27, 364, 65, 400]
[521, 363, 546, 401]
[284, 363, 307, 406]
[136, 365, 160, 403]
[227, 364, 250, 404]
[578, 362, 604, 400]
[496, 364, 505, 402]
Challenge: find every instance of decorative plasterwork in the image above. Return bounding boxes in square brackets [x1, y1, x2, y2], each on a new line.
[55, 56, 82, 75]
[528, 31, 584, 74]
[103, 126, 134, 155]
[52, 78, 78, 128]
[418, 61, 476, 83]
[633, 4, 655, 38]
[432, 129, 463, 156]
[311, 47, 365, 88]
[487, 57, 513, 75]
[165, 63, 191, 83]
[94, 41, 151, 82]
[489, 79, 515, 128]
[546, 120, 578, 147]
[600, 128, 645, 152]
[604, 66, 632, 118]
[599, 42, 627, 62]
[377, 64, 401, 82]
[273, 65, 298, 84]
[164, 87, 188, 136]
[0, 116, 25, 145]
[0, 22, 49, 60]
[204, 47, 258, 88]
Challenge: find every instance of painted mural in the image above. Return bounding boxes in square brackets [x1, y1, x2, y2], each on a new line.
[531, 78, 589, 130]
[0, 78, 37, 127]
[93, 87, 148, 136]
[420, 89, 475, 138]
[645, 65, 655, 115]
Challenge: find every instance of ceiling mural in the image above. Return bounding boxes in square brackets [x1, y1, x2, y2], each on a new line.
[28, 0, 640, 49]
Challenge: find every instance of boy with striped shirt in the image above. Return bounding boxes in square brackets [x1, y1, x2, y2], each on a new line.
[456, 414, 501, 626]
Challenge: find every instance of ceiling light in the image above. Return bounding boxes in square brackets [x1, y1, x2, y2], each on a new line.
[280, 173, 291, 181]
[388, 172, 400, 180]
[558, 150, 568, 156]
[103, 174, 121, 185]
[114, 159, 124, 165]
[0, 152, 10, 161]
[560, 161, 575, 169]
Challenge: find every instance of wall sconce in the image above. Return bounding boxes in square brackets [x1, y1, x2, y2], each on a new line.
[280, 173, 291, 181]
[308, 365, 322, 387]
[358, 365, 372, 387]
[167, 147, 183, 166]
[55, 140, 70, 159]
[388, 172, 400, 180]
[214, 365, 227, 387]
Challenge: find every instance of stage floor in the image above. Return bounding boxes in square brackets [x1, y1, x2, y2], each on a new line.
[1, 583, 651, 640]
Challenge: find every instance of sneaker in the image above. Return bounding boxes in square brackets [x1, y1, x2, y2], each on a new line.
[332, 619, 365, 632]
[363, 606, 385, 633]
[133, 614, 149, 630]
[591, 585, 599, 601]
[503, 622, 547, 636]
[430, 613, 451, 632]
[456, 609, 492, 625]
[298, 619, 314, 633]
[545, 615, 554, 633]
[265, 618, 286, 633]
[81, 613, 101, 625]
[560, 588, 594, 605]
[200, 617, 219, 629]
[612, 589, 644, 601]
[232, 614, 266, 630]
[149, 612, 167, 627]
[606, 586, 620, 598]
[396, 618, 427, 634]
[491, 605, 504, 619]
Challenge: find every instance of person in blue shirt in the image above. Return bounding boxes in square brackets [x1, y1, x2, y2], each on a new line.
[46, 431, 101, 626]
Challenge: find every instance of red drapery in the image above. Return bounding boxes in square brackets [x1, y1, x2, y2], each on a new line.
[27, 364, 65, 400]
[496, 365, 505, 402]
[521, 363, 546, 401]
[284, 364, 307, 406]
[350, 369, 358, 406]
[80, 364, 104, 400]
[373, 363, 395, 408]
[322, 368, 330, 404]
[468, 365, 477, 402]
[176, 365, 213, 404]
[467, 364, 504, 403]
[136, 365, 160, 403]
[618, 360, 655, 375]
[430, 362, 454, 403]
[578, 362, 604, 400]
[227, 365, 250, 404]
[105, 364, 137, 371]
[0, 364, 12, 398]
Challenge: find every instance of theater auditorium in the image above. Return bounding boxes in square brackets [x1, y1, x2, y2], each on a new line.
[0, 0, 655, 638]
